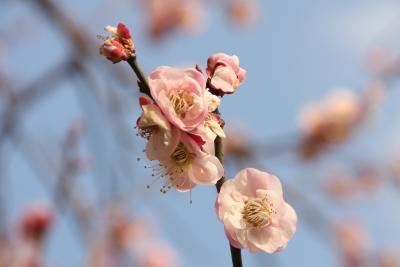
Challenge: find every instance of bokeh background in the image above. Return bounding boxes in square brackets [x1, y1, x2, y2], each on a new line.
[1, 0, 400, 266]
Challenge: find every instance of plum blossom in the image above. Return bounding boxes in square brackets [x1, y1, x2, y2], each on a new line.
[298, 89, 365, 159]
[136, 97, 223, 192]
[189, 91, 225, 144]
[156, 132, 223, 192]
[99, 23, 135, 63]
[137, 96, 181, 161]
[207, 53, 247, 95]
[148, 66, 208, 132]
[299, 89, 364, 142]
[216, 168, 297, 253]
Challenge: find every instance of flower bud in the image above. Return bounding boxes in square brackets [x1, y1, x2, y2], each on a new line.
[99, 23, 135, 64]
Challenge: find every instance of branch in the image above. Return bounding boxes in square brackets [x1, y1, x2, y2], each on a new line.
[214, 108, 243, 267]
[126, 56, 153, 98]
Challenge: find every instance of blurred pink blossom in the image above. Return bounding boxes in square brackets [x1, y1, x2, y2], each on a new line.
[299, 89, 365, 158]
[335, 220, 370, 267]
[136, 242, 180, 267]
[18, 203, 54, 244]
[145, 0, 204, 40]
[227, 0, 259, 27]
[367, 48, 400, 78]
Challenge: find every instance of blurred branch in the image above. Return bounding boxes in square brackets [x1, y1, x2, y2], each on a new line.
[9, 129, 93, 242]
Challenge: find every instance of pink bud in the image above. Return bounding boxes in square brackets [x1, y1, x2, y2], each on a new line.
[99, 23, 135, 63]
[139, 96, 151, 107]
[100, 38, 129, 64]
[117, 23, 131, 39]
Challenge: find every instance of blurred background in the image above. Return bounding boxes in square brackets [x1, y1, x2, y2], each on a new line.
[1, 0, 400, 266]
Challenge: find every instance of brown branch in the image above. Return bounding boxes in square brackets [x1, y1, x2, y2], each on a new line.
[213, 108, 243, 267]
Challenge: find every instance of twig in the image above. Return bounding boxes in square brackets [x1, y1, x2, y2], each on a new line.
[126, 56, 152, 98]
[214, 108, 243, 267]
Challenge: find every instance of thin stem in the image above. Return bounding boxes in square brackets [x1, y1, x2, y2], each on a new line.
[230, 245, 243, 267]
[214, 135, 225, 192]
[214, 109, 243, 267]
[126, 56, 153, 98]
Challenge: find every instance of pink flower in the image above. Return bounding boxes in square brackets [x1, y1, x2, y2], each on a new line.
[157, 132, 224, 192]
[216, 168, 297, 253]
[148, 66, 208, 132]
[137, 96, 181, 161]
[189, 91, 225, 143]
[99, 23, 135, 64]
[137, 96, 223, 192]
[100, 38, 130, 64]
[207, 53, 247, 95]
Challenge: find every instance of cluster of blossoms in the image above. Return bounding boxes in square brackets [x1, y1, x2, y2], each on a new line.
[100, 23, 297, 255]
[136, 53, 246, 192]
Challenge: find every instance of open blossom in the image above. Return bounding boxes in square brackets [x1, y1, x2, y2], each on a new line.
[148, 66, 208, 132]
[190, 91, 225, 144]
[137, 97, 223, 192]
[99, 23, 135, 63]
[207, 53, 247, 95]
[137, 96, 181, 161]
[216, 168, 297, 253]
[159, 132, 223, 191]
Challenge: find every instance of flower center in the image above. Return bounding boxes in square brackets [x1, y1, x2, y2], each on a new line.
[242, 197, 276, 228]
[169, 89, 195, 119]
[171, 143, 195, 166]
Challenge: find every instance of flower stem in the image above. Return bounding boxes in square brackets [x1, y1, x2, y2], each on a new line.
[214, 109, 243, 267]
[126, 56, 153, 98]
